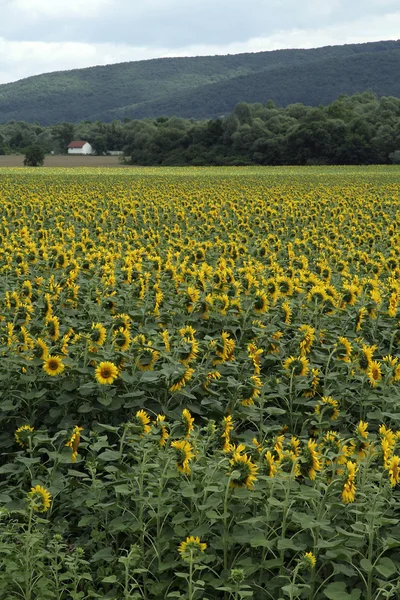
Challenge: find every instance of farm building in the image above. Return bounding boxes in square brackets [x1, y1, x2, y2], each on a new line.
[67, 141, 93, 155]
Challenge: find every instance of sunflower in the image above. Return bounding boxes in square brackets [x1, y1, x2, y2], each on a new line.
[137, 347, 159, 371]
[283, 356, 309, 376]
[279, 451, 301, 477]
[273, 434, 285, 459]
[95, 361, 118, 385]
[241, 375, 262, 406]
[341, 283, 359, 307]
[358, 344, 377, 371]
[182, 408, 194, 438]
[301, 552, 316, 571]
[113, 327, 131, 352]
[221, 415, 234, 452]
[186, 286, 201, 313]
[342, 461, 357, 504]
[34, 337, 49, 359]
[169, 367, 195, 393]
[367, 360, 382, 387]
[290, 436, 301, 457]
[281, 301, 292, 324]
[355, 420, 368, 439]
[66, 426, 83, 463]
[247, 343, 263, 375]
[161, 329, 171, 352]
[43, 355, 65, 377]
[213, 331, 235, 364]
[335, 336, 352, 362]
[277, 275, 294, 297]
[265, 278, 280, 303]
[298, 324, 315, 356]
[254, 290, 269, 314]
[302, 439, 321, 480]
[315, 396, 340, 421]
[265, 450, 277, 477]
[387, 455, 400, 487]
[136, 410, 151, 435]
[154, 414, 169, 447]
[355, 307, 368, 332]
[112, 313, 132, 331]
[303, 368, 320, 398]
[178, 536, 207, 562]
[203, 370, 221, 391]
[319, 431, 348, 465]
[91, 323, 107, 346]
[46, 315, 60, 341]
[27, 485, 52, 513]
[15, 424, 34, 448]
[179, 325, 196, 340]
[171, 439, 194, 475]
[308, 285, 328, 304]
[178, 338, 199, 365]
[229, 452, 258, 490]
[379, 425, 396, 466]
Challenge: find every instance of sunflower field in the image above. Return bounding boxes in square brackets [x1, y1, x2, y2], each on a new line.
[2, 166, 400, 599]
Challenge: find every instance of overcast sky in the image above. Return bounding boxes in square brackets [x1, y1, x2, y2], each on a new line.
[0, 0, 399, 84]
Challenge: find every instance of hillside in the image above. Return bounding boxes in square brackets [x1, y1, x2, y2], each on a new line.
[0, 39, 399, 124]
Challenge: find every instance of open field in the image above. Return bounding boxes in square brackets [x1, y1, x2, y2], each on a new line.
[1, 166, 400, 599]
[0, 154, 127, 167]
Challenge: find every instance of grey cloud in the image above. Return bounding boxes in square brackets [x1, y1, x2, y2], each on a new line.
[1, 0, 399, 48]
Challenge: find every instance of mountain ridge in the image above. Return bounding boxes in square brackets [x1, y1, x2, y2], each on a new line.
[0, 39, 399, 124]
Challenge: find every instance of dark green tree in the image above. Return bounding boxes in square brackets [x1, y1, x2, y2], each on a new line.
[23, 145, 45, 167]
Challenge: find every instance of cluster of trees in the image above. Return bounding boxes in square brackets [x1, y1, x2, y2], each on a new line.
[124, 92, 400, 165]
[0, 121, 125, 156]
[2, 92, 400, 166]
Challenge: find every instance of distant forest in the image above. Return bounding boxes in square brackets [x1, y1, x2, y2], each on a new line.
[1, 92, 400, 166]
[0, 40, 400, 124]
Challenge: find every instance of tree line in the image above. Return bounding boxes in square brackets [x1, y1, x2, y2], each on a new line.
[1, 92, 400, 166]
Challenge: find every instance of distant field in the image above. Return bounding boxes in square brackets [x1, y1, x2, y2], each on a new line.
[0, 154, 127, 167]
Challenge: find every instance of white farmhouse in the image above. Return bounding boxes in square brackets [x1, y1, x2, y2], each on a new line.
[67, 141, 93, 155]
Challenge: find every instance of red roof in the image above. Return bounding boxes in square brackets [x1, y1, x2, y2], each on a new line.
[67, 141, 88, 148]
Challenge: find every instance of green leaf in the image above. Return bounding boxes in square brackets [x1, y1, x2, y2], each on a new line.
[375, 557, 397, 578]
[323, 582, 353, 600]
[114, 484, 131, 495]
[266, 407, 286, 415]
[360, 558, 373, 573]
[91, 548, 115, 562]
[97, 450, 121, 461]
[250, 535, 272, 548]
[102, 575, 117, 583]
[277, 538, 304, 550]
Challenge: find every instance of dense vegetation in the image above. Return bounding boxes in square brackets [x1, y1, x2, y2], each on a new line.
[1, 92, 400, 165]
[0, 40, 399, 124]
[2, 166, 400, 599]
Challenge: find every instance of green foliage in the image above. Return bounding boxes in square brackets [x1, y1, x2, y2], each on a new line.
[0, 40, 400, 125]
[23, 144, 45, 167]
[2, 91, 400, 165]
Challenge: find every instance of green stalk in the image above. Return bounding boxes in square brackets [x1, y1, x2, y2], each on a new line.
[279, 468, 295, 576]
[188, 551, 194, 600]
[24, 506, 33, 600]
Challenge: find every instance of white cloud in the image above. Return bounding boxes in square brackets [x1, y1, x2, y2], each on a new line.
[0, 10, 399, 84]
[11, 0, 112, 19]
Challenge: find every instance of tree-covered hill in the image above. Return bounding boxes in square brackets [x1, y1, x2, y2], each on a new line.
[0, 40, 399, 124]
[97, 49, 400, 121]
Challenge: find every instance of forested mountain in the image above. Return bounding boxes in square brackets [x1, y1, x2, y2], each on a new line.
[0, 40, 399, 124]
